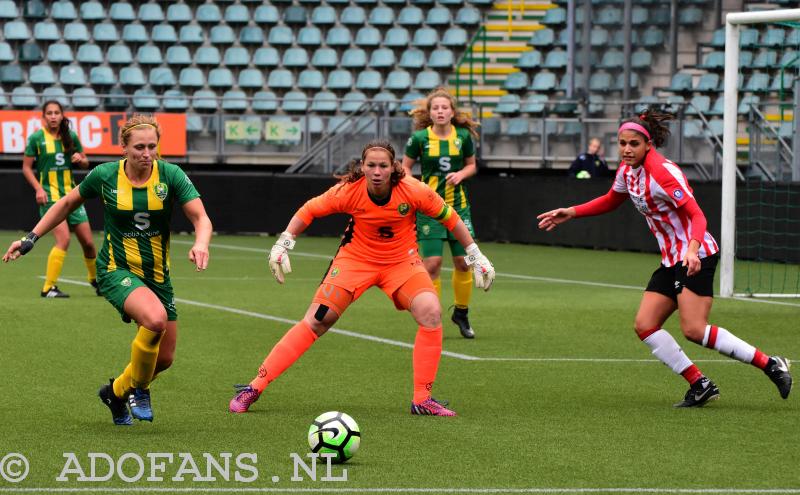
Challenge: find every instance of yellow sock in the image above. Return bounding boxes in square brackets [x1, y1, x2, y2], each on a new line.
[452, 269, 473, 309]
[432, 277, 442, 299]
[84, 256, 97, 283]
[130, 326, 163, 389]
[43, 247, 67, 292]
[113, 364, 132, 399]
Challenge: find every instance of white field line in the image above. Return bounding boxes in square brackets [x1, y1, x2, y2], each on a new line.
[52, 277, 764, 364]
[2, 487, 800, 493]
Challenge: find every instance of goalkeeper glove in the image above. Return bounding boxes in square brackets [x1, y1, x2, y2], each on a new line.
[268, 231, 295, 284]
[464, 243, 495, 291]
[18, 232, 39, 256]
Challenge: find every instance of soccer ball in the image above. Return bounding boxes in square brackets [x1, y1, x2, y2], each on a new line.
[307, 411, 361, 463]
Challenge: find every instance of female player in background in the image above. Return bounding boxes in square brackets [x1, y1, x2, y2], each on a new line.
[537, 108, 792, 407]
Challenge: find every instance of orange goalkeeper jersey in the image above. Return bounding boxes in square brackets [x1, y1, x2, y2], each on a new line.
[296, 176, 460, 264]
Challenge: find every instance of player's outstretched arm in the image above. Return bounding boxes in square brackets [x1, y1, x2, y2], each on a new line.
[182, 198, 213, 271]
[3, 188, 86, 263]
[268, 215, 309, 284]
[451, 220, 495, 291]
[536, 207, 576, 231]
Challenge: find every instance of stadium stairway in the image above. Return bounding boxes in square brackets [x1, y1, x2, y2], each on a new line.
[451, 1, 554, 116]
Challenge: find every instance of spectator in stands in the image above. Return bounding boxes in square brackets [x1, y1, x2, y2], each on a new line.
[568, 137, 611, 179]
[21, 100, 98, 298]
[537, 107, 792, 408]
[402, 87, 482, 339]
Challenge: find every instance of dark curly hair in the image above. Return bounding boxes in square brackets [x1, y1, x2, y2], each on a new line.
[338, 139, 406, 186]
[620, 107, 674, 148]
[42, 100, 76, 157]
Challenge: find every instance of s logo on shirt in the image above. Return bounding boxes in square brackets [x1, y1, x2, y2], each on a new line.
[673, 190, 684, 200]
[134, 212, 151, 231]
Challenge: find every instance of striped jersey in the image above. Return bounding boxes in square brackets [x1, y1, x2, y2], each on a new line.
[24, 128, 84, 202]
[295, 176, 459, 264]
[78, 160, 200, 283]
[612, 149, 719, 267]
[404, 126, 475, 210]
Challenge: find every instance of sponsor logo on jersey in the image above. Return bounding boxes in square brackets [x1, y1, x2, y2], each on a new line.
[421, 224, 431, 235]
[121, 277, 132, 287]
[398, 203, 410, 216]
[154, 182, 168, 201]
[454, 138, 462, 150]
[330, 267, 340, 279]
[673, 189, 684, 200]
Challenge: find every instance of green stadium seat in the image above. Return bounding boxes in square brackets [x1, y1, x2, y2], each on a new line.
[0, 42, 13, 63]
[441, 27, 467, 47]
[138, 3, 164, 23]
[152, 24, 178, 44]
[52, 1, 77, 21]
[648, 6, 670, 26]
[163, 89, 189, 111]
[595, 7, 621, 25]
[47, 43, 74, 64]
[0, 87, 9, 108]
[73, 87, 100, 109]
[133, 88, 160, 110]
[5, 22, 31, 41]
[740, 28, 759, 49]
[252, 91, 279, 112]
[706, 95, 724, 115]
[631, 50, 653, 70]
[225, 4, 249, 24]
[12, 87, 39, 108]
[222, 90, 248, 112]
[80, 1, 105, 21]
[166, 4, 192, 24]
[398, 6, 423, 26]
[413, 70, 440, 91]
[164, 46, 191, 67]
[311, 6, 336, 25]
[521, 94, 547, 114]
[19, 42, 44, 63]
[60, 64, 87, 86]
[110, 2, 135, 21]
[119, 66, 145, 87]
[399, 49, 425, 69]
[738, 50, 754, 69]
[208, 25, 234, 45]
[76, 44, 104, 64]
[503, 72, 529, 91]
[369, 48, 396, 69]
[678, 6, 702, 25]
[341, 48, 367, 68]
[589, 72, 612, 92]
[327, 70, 353, 91]
[516, 50, 542, 70]
[310, 91, 338, 112]
[356, 27, 382, 47]
[428, 48, 454, 69]
[268, 69, 295, 89]
[480, 117, 500, 141]
[326, 27, 351, 47]
[558, 73, 584, 92]
[29, 65, 56, 86]
[34, 22, 60, 41]
[776, 50, 799, 70]
[543, 50, 568, 70]
[0, 64, 24, 85]
[455, 6, 481, 26]
[426, 7, 451, 26]
[694, 73, 719, 92]
[541, 7, 566, 25]
[150, 67, 176, 87]
[223, 47, 249, 67]
[356, 70, 382, 91]
[530, 29, 555, 47]
[120, 24, 151, 44]
[384, 27, 410, 47]
[208, 68, 234, 88]
[760, 28, 785, 47]
[282, 90, 308, 112]
[238, 68, 264, 89]
[738, 94, 759, 114]
[385, 69, 412, 91]
[179, 67, 205, 88]
[598, 49, 624, 70]
[685, 95, 710, 115]
[494, 94, 521, 114]
[341, 91, 367, 112]
[770, 73, 794, 93]
[297, 26, 322, 46]
[311, 47, 338, 68]
[698, 51, 724, 70]
[283, 47, 310, 68]
[752, 50, 778, 70]
[107, 45, 133, 65]
[93, 23, 120, 43]
[284, 5, 308, 25]
[709, 28, 725, 48]
[530, 72, 557, 92]
[239, 26, 265, 45]
[137, 45, 163, 65]
[105, 87, 130, 110]
[254, 5, 279, 24]
[253, 47, 280, 67]
[192, 90, 218, 112]
[194, 46, 221, 66]
[89, 66, 116, 86]
[369, 7, 394, 25]
[506, 117, 529, 136]
[786, 29, 800, 46]
[62, 23, 89, 43]
[640, 27, 664, 48]
[196, 4, 222, 23]
[374, 91, 398, 112]
[269, 26, 294, 46]
[667, 72, 693, 92]
[609, 30, 638, 47]
[297, 69, 324, 89]
[341, 6, 366, 25]
[744, 72, 770, 92]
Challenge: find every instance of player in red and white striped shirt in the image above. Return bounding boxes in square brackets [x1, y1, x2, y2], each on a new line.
[538, 108, 792, 407]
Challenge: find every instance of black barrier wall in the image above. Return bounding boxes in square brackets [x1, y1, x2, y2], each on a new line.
[6, 169, 795, 262]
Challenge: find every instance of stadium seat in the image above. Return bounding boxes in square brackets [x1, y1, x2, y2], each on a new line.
[296, 69, 323, 91]
[413, 70, 441, 91]
[614, 72, 638, 92]
[695, 73, 719, 92]
[152, 24, 178, 44]
[268, 69, 295, 89]
[119, 66, 145, 87]
[29, 65, 56, 86]
[356, 70, 382, 91]
[252, 91, 279, 112]
[698, 51, 724, 70]
[640, 27, 665, 48]
[192, 90, 218, 112]
[254, 5, 279, 24]
[480, 117, 501, 141]
[752, 50, 778, 70]
[284, 5, 308, 25]
[399, 91, 424, 112]
[685, 95, 710, 115]
[384, 69, 412, 91]
[558, 73, 584, 93]
[744, 72, 770, 92]
[648, 6, 670, 26]
[679, 6, 702, 25]
[740, 28, 759, 49]
[786, 28, 800, 46]
[12, 87, 39, 108]
[369, 7, 394, 25]
[399, 49, 426, 69]
[738, 94, 759, 115]
[19, 42, 44, 64]
[194, 47, 222, 66]
[150, 67, 176, 87]
[80, 1, 105, 21]
[559, 121, 582, 137]
[327, 70, 353, 91]
[369, 48, 396, 69]
[163, 89, 189, 111]
[76, 44, 104, 65]
[4, 22, 31, 41]
[240, 26, 265, 45]
[253, 47, 280, 67]
[707, 119, 724, 137]
[0, 64, 24, 85]
[297, 26, 322, 46]
[589, 72, 612, 92]
[398, 6, 424, 26]
[516, 50, 542, 70]
[374, 91, 398, 113]
[52, 1, 78, 21]
[196, 4, 222, 23]
[283, 47, 310, 68]
[89, 66, 116, 86]
[682, 119, 704, 140]
[341, 5, 366, 25]
[666, 72, 693, 93]
[426, 7, 451, 26]
[706, 95, 724, 116]
[225, 4, 249, 24]
[60, 64, 87, 86]
[109, 3, 135, 22]
[339, 48, 366, 69]
[138, 3, 164, 23]
[133, 88, 160, 110]
[105, 87, 130, 110]
[34, 22, 60, 41]
[207, 68, 233, 89]
[0, 43, 11, 63]
[595, 7, 621, 25]
[123, 24, 149, 44]
[24, 0, 46, 20]
[776, 50, 799, 70]
[210, 25, 236, 45]
[93, 23, 120, 44]
[543, 50, 568, 70]
[311, 47, 338, 68]
[455, 6, 480, 26]
[530, 72, 557, 92]
[238, 68, 264, 89]
[506, 117, 529, 136]
[222, 90, 248, 112]
[631, 50, 653, 70]
[494, 94, 521, 114]
[107, 45, 133, 65]
[311, 6, 336, 25]
[379, 29, 406, 49]
[282, 90, 308, 112]
[770, 73, 794, 93]
[530, 29, 556, 47]
[63, 22, 89, 43]
[310, 90, 338, 112]
[137, 45, 163, 65]
[223, 47, 250, 67]
[503, 72, 529, 92]
[341, 91, 368, 112]
[709, 28, 725, 48]
[609, 30, 638, 47]
[598, 49, 624, 70]
[326, 27, 351, 47]
[46, 43, 74, 64]
[72, 87, 100, 109]
[179, 25, 204, 44]
[428, 48, 454, 69]
[356, 27, 382, 47]
[441, 27, 467, 47]
[521, 94, 548, 114]
[166, 4, 192, 24]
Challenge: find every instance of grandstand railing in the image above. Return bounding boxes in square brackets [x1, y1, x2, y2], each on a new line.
[454, 25, 488, 105]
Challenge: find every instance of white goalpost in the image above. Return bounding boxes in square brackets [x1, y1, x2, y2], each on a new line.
[719, 8, 800, 298]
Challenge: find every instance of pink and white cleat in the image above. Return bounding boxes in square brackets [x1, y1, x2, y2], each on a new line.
[229, 385, 261, 413]
[410, 397, 456, 416]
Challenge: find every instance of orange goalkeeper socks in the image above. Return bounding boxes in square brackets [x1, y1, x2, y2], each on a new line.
[250, 320, 318, 393]
[412, 325, 443, 404]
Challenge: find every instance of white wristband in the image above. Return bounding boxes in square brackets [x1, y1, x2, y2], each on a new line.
[465, 243, 480, 257]
[277, 231, 296, 250]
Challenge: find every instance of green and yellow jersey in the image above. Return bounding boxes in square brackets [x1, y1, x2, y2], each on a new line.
[24, 128, 84, 202]
[404, 126, 475, 210]
[78, 159, 200, 284]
